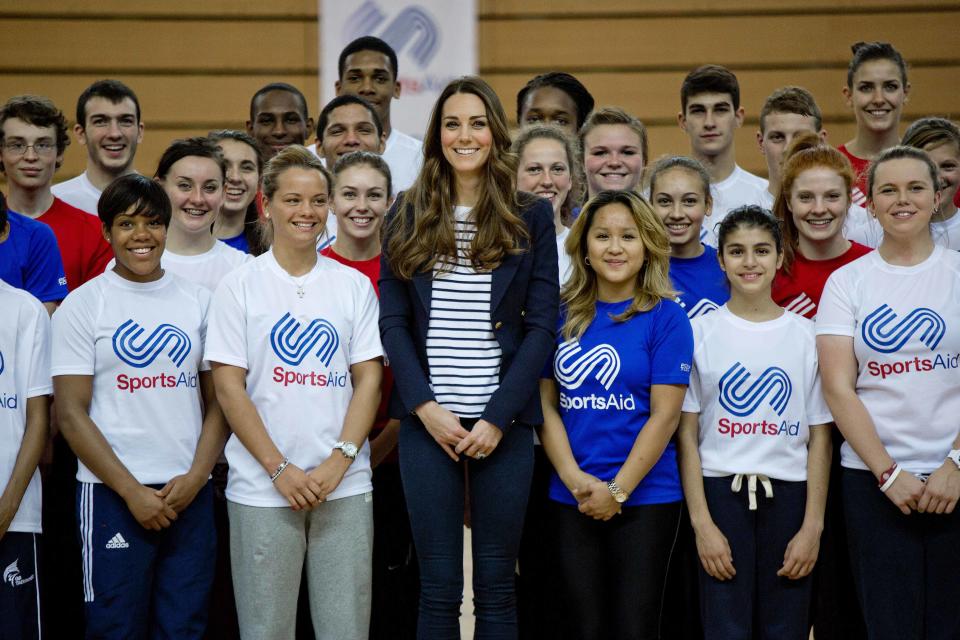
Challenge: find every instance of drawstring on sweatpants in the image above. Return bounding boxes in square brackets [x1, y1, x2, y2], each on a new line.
[731, 473, 773, 510]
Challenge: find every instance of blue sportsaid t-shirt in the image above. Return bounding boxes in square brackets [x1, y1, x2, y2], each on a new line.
[546, 298, 693, 506]
[0, 211, 68, 302]
[670, 244, 729, 319]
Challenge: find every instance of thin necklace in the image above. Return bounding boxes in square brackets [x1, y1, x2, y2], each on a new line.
[292, 272, 309, 298]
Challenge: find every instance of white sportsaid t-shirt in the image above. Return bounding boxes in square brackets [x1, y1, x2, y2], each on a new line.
[683, 306, 832, 481]
[162, 241, 252, 292]
[51, 172, 102, 216]
[703, 165, 769, 246]
[0, 281, 52, 533]
[51, 270, 211, 484]
[204, 250, 383, 507]
[817, 246, 960, 474]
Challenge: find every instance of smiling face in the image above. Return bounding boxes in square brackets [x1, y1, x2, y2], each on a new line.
[439, 92, 493, 182]
[583, 124, 644, 196]
[519, 86, 579, 136]
[77, 96, 142, 176]
[651, 166, 711, 255]
[844, 59, 908, 136]
[160, 156, 224, 237]
[264, 167, 330, 251]
[217, 138, 259, 217]
[332, 164, 390, 243]
[758, 112, 822, 186]
[718, 225, 783, 297]
[926, 141, 960, 215]
[319, 103, 384, 168]
[335, 50, 400, 128]
[247, 90, 311, 159]
[586, 202, 645, 301]
[517, 137, 572, 218]
[104, 208, 166, 283]
[680, 92, 744, 159]
[1, 118, 61, 192]
[868, 157, 940, 239]
[789, 166, 849, 246]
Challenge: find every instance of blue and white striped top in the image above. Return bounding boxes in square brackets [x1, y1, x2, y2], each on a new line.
[426, 207, 502, 418]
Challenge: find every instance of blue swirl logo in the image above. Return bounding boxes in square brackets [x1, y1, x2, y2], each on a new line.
[0, 349, 4, 375]
[270, 313, 340, 367]
[861, 304, 946, 353]
[112, 320, 191, 368]
[553, 340, 620, 391]
[718, 362, 792, 417]
[345, 1, 440, 69]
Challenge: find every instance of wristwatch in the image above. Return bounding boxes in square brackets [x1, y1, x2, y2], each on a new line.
[334, 441, 359, 461]
[947, 449, 960, 471]
[607, 480, 629, 504]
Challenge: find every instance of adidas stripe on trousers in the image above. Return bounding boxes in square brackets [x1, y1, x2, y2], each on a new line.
[77, 481, 215, 639]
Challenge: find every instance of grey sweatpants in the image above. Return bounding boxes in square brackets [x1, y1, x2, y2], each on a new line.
[228, 493, 373, 640]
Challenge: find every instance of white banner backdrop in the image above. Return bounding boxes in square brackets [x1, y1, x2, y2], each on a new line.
[320, 0, 477, 139]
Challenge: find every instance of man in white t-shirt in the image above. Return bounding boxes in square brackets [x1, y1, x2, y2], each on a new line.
[51, 80, 143, 215]
[679, 65, 768, 245]
[335, 36, 423, 193]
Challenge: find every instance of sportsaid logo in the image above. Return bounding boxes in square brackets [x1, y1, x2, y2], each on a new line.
[678, 297, 720, 319]
[0, 349, 13, 410]
[717, 363, 799, 438]
[861, 305, 957, 379]
[554, 340, 634, 411]
[270, 313, 347, 388]
[111, 320, 197, 394]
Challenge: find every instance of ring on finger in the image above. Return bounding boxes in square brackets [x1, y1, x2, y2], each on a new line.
[475, 452, 487, 460]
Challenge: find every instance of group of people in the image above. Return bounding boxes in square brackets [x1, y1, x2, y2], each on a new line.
[1, 34, 958, 640]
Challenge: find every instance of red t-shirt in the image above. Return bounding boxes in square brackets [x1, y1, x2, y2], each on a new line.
[837, 144, 870, 208]
[320, 246, 394, 458]
[36, 197, 113, 290]
[773, 241, 872, 319]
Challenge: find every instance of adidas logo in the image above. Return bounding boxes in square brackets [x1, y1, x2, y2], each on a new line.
[105, 533, 129, 550]
[785, 293, 817, 319]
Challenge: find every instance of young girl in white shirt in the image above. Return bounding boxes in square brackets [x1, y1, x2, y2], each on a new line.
[817, 146, 960, 639]
[205, 145, 383, 640]
[678, 205, 832, 640]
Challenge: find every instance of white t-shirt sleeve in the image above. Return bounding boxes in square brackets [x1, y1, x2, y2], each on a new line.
[349, 277, 384, 365]
[205, 275, 248, 369]
[51, 288, 97, 376]
[816, 268, 857, 337]
[28, 306, 53, 397]
[804, 325, 833, 425]
[197, 286, 213, 372]
[681, 321, 704, 413]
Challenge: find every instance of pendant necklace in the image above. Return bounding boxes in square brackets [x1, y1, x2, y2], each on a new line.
[292, 273, 309, 298]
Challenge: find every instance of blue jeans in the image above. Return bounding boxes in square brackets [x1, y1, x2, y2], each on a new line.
[399, 416, 533, 640]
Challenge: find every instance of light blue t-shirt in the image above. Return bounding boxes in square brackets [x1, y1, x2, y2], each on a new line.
[545, 298, 693, 506]
[670, 244, 729, 319]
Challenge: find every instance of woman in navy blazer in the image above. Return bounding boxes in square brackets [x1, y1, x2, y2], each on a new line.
[379, 76, 558, 639]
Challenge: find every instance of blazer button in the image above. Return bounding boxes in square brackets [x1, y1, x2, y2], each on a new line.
[494, 321, 503, 329]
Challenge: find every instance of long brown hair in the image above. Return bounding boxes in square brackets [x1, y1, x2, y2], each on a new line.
[561, 190, 674, 340]
[772, 133, 853, 274]
[385, 76, 530, 279]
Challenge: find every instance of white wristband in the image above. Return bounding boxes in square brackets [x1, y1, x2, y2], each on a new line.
[879, 464, 902, 493]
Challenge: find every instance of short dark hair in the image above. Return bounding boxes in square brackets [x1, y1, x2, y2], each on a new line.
[516, 71, 595, 130]
[847, 41, 908, 88]
[717, 205, 782, 255]
[759, 86, 823, 133]
[316, 95, 383, 142]
[338, 36, 398, 80]
[0, 95, 70, 159]
[76, 79, 141, 128]
[99, 173, 172, 228]
[154, 137, 226, 182]
[249, 83, 309, 123]
[681, 64, 741, 112]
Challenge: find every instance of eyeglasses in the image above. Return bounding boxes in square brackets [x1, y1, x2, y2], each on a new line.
[2, 140, 57, 156]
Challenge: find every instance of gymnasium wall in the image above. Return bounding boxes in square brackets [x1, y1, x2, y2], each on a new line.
[1, 0, 956, 181]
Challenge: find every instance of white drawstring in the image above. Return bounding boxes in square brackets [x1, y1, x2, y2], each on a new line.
[731, 473, 774, 510]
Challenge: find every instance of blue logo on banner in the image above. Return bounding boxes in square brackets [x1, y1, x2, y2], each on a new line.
[554, 340, 620, 391]
[345, 1, 441, 69]
[112, 320, 191, 368]
[270, 313, 340, 367]
[718, 362, 792, 417]
[861, 304, 945, 353]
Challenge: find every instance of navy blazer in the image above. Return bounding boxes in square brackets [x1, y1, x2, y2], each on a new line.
[379, 195, 560, 431]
